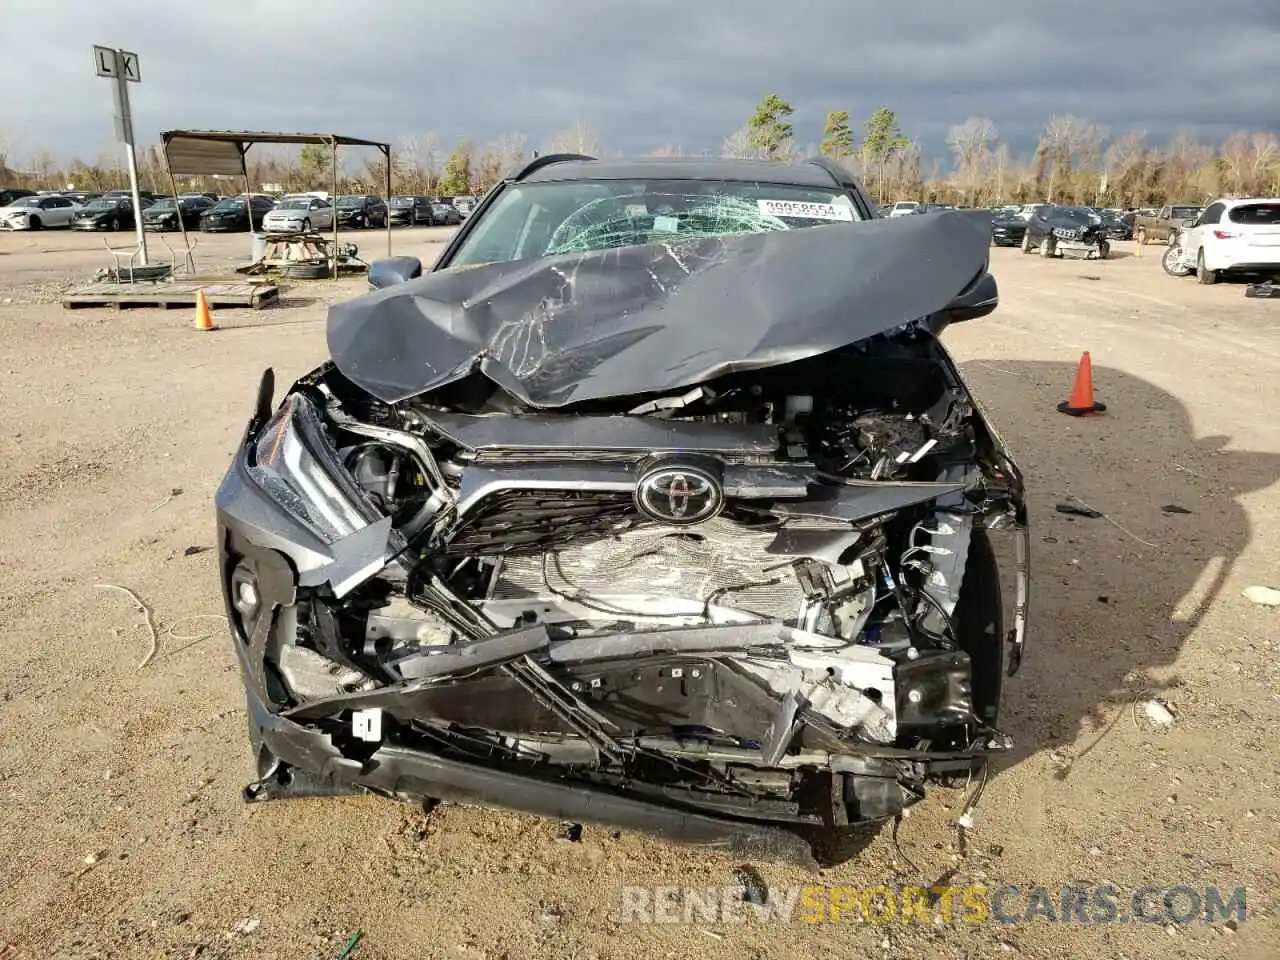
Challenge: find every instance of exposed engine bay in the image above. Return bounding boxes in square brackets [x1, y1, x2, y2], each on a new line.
[215, 210, 1030, 867]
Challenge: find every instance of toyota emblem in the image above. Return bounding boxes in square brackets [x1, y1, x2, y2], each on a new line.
[635, 464, 723, 525]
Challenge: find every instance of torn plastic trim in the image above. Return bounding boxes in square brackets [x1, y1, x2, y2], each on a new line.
[216, 393, 399, 599]
[242, 677, 821, 868]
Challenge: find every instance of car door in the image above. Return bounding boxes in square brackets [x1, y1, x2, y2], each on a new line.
[310, 198, 333, 229]
[47, 197, 74, 227]
[1186, 203, 1223, 262]
[251, 197, 274, 228]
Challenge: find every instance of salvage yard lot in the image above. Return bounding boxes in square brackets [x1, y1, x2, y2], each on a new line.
[1, 230, 1278, 959]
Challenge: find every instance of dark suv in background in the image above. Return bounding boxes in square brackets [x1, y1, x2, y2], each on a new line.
[335, 195, 388, 229]
[388, 196, 435, 226]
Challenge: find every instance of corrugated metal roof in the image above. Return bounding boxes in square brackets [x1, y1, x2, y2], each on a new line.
[159, 130, 390, 177]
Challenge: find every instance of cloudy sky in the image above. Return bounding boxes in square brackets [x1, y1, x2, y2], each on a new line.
[4, 0, 1278, 167]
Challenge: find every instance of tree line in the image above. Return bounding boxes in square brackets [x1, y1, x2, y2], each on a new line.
[2, 99, 1277, 207]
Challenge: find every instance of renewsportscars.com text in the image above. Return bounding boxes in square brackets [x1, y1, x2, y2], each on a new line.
[619, 884, 1248, 926]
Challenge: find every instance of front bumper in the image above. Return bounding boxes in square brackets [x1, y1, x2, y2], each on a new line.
[71, 220, 112, 230]
[1053, 237, 1106, 257]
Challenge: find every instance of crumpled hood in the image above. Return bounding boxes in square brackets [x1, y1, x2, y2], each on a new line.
[327, 209, 993, 409]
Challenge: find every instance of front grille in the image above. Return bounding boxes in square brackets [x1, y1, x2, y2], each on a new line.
[443, 490, 641, 556]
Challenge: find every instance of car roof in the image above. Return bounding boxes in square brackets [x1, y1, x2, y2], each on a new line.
[517, 156, 845, 189]
[1217, 196, 1280, 207]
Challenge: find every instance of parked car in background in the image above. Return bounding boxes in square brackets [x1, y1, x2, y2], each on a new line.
[0, 194, 81, 230]
[430, 201, 463, 226]
[1133, 204, 1203, 245]
[989, 209, 1029, 246]
[1163, 197, 1280, 284]
[99, 189, 163, 207]
[335, 195, 388, 229]
[71, 195, 137, 231]
[261, 195, 335, 234]
[200, 194, 276, 232]
[59, 191, 101, 205]
[388, 195, 436, 226]
[0, 188, 37, 207]
[888, 200, 921, 217]
[451, 195, 477, 218]
[1099, 210, 1134, 241]
[142, 195, 215, 231]
[1020, 204, 1110, 259]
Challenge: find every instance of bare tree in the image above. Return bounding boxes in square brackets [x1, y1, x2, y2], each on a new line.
[721, 124, 764, 159]
[1039, 114, 1108, 201]
[396, 133, 439, 193]
[544, 120, 600, 156]
[884, 140, 922, 201]
[1249, 132, 1279, 194]
[992, 143, 1010, 202]
[946, 117, 997, 205]
[1104, 130, 1147, 206]
[0, 129, 18, 184]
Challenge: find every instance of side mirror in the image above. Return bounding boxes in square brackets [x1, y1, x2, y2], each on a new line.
[941, 270, 999, 324]
[368, 255, 423, 290]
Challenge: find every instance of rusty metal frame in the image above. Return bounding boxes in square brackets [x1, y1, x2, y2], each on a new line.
[159, 129, 392, 279]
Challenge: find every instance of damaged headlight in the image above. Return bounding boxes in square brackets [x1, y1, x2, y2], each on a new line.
[248, 393, 374, 541]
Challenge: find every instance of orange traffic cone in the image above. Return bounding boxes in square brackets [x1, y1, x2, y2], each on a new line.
[1057, 351, 1106, 416]
[193, 288, 216, 331]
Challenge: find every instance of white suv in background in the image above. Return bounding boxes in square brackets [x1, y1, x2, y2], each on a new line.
[887, 200, 920, 217]
[1179, 197, 1280, 284]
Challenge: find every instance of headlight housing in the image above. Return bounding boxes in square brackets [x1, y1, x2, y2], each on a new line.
[247, 393, 377, 542]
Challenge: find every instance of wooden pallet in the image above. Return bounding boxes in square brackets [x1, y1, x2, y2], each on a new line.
[62, 280, 280, 311]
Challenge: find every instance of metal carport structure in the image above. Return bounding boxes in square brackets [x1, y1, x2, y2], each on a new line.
[159, 130, 392, 278]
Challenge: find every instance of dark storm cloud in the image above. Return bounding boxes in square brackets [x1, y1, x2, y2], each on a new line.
[3, 0, 1277, 165]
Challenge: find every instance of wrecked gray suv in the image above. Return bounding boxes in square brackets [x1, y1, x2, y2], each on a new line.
[215, 156, 1030, 867]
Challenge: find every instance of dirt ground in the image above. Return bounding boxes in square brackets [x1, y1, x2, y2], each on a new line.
[0, 227, 1277, 960]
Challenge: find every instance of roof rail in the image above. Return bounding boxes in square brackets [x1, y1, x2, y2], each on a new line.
[510, 152, 597, 181]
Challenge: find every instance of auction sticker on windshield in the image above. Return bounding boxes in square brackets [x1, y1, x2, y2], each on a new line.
[757, 199, 855, 221]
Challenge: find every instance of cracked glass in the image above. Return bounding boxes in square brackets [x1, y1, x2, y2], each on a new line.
[449, 179, 861, 268]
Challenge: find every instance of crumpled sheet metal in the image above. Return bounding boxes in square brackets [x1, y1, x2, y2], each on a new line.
[327, 210, 993, 409]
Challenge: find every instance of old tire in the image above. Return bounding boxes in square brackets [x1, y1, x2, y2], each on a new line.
[1097, 240, 1110, 260]
[1020, 232, 1032, 254]
[1135, 228, 1147, 245]
[282, 261, 330, 280]
[1039, 236, 1055, 258]
[1196, 250, 1218, 285]
[301, 218, 312, 233]
[108, 217, 120, 231]
[28, 216, 42, 230]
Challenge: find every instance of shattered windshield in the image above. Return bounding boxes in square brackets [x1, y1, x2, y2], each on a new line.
[448, 179, 861, 267]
